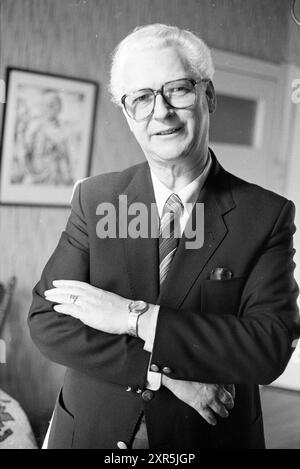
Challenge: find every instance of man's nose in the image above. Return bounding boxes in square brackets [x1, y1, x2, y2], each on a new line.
[152, 93, 172, 120]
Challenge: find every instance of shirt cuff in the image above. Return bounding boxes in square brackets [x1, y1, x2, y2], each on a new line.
[146, 366, 162, 391]
[143, 305, 161, 390]
[143, 305, 160, 353]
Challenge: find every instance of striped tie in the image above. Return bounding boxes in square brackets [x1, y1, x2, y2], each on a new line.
[159, 193, 183, 285]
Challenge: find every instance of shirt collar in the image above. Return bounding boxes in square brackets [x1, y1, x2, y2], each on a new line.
[150, 151, 212, 217]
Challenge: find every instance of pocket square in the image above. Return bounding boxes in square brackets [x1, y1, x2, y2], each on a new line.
[210, 267, 233, 280]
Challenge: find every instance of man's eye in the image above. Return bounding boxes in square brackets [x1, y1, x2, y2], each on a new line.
[169, 86, 190, 94]
[133, 94, 152, 104]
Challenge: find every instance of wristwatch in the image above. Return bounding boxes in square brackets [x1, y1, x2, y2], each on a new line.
[127, 300, 149, 337]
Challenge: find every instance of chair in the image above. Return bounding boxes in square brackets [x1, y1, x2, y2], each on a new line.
[0, 277, 38, 449]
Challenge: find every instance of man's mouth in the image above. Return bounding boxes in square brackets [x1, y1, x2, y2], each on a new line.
[154, 126, 183, 136]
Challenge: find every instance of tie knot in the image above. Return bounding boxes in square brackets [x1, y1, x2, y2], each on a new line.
[163, 193, 183, 216]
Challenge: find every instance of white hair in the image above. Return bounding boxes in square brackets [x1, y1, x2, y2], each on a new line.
[109, 23, 215, 105]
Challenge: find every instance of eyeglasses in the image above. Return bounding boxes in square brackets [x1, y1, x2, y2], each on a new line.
[121, 78, 209, 122]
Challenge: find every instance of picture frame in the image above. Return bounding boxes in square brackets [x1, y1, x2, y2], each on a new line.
[0, 68, 98, 206]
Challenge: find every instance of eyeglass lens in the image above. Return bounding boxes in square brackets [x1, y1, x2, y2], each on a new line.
[124, 79, 197, 121]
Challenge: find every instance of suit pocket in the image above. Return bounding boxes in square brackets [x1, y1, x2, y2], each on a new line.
[47, 389, 75, 449]
[201, 277, 245, 316]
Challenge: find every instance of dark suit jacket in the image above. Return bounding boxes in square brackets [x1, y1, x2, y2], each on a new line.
[28, 151, 300, 449]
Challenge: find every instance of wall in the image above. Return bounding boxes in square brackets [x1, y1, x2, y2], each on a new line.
[0, 0, 291, 176]
[0, 0, 296, 444]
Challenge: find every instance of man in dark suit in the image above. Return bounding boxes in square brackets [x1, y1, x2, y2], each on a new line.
[29, 24, 300, 449]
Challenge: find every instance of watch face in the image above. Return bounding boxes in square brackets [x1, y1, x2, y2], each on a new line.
[129, 300, 148, 313]
[134, 300, 147, 311]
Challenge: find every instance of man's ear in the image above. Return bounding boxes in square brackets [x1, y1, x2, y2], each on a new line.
[205, 81, 217, 114]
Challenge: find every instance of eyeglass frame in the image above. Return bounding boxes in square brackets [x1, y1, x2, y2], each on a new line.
[121, 77, 210, 121]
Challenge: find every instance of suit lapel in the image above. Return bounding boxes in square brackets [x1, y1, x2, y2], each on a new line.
[122, 164, 160, 303]
[157, 154, 236, 309]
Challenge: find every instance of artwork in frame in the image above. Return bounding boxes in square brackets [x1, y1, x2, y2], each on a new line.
[0, 68, 98, 206]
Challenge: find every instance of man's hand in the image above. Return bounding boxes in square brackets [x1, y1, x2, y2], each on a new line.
[44, 280, 131, 335]
[162, 375, 235, 425]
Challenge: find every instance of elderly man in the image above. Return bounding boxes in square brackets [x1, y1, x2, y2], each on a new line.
[29, 24, 299, 449]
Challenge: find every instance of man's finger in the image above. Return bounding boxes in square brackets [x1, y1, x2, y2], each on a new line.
[53, 303, 82, 318]
[53, 280, 99, 293]
[225, 384, 235, 399]
[209, 400, 229, 418]
[197, 407, 217, 426]
[219, 388, 234, 409]
[45, 293, 84, 305]
[45, 286, 88, 297]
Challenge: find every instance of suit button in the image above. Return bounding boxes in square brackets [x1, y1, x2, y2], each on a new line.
[126, 386, 132, 392]
[162, 366, 172, 374]
[136, 388, 142, 394]
[117, 441, 127, 449]
[142, 389, 154, 401]
[150, 364, 159, 372]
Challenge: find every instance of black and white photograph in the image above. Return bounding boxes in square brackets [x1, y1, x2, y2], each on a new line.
[0, 0, 299, 453]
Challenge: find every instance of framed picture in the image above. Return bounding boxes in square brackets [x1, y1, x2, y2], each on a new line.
[0, 68, 98, 206]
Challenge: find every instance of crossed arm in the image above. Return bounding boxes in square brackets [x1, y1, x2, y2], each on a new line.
[28, 183, 300, 425]
[43, 279, 234, 425]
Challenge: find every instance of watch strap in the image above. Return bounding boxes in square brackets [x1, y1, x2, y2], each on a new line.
[127, 301, 149, 337]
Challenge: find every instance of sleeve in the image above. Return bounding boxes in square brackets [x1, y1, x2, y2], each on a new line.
[143, 305, 160, 353]
[28, 182, 150, 388]
[150, 200, 300, 385]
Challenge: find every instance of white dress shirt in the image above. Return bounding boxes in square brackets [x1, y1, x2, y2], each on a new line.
[144, 152, 212, 390]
